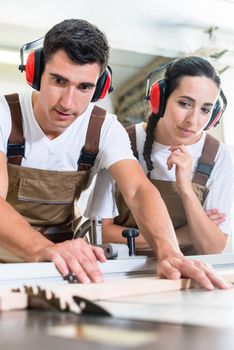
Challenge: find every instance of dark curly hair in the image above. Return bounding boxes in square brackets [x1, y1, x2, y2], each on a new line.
[143, 56, 221, 176]
[43, 18, 109, 74]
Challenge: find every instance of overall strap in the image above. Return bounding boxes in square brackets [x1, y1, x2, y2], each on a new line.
[78, 105, 106, 171]
[125, 124, 139, 159]
[5, 93, 25, 165]
[193, 133, 220, 186]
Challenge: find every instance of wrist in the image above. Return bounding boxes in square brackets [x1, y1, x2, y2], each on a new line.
[152, 237, 183, 261]
[178, 185, 194, 198]
[24, 237, 55, 262]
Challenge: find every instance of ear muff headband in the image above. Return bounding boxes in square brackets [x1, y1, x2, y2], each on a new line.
[145, 61, 174, 117]
[19, 37, 44, 91]
[19, 36, 44, 72]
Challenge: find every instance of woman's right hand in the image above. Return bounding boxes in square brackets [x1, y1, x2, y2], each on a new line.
[167, 144, 193, 195]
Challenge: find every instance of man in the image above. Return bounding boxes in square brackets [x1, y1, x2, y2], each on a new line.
[0, 19, 230, 289]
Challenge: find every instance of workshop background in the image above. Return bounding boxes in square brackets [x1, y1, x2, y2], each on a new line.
[1, 0, 234, 251]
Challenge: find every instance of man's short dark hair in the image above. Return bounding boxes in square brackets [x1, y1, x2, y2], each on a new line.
[43, 18, 109, 74]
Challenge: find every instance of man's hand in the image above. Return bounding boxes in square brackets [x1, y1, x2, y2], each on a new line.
[157, 254, 232, 290]
[35, 238, 106, 283]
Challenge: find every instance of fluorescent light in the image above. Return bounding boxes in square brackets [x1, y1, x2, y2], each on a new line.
[0, 49, 19, 65]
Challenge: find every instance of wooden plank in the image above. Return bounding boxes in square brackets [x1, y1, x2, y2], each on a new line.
[1, 254, 234, 288]
[46, 268, 234, 302]
[1, 269, 233, 312]
[0, 291, 27, 311]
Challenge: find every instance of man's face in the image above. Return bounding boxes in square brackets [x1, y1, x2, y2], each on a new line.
[35, 49, 102, 137]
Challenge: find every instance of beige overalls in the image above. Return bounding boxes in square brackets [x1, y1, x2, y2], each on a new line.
[0, 93, 106, 261]
[114, 125, 220, 256]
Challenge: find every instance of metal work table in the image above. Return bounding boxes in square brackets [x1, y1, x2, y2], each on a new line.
[1, 309, 234, 350]
[1, 254, 234, 349]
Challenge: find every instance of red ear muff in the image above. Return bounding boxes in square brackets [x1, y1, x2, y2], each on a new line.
[144, 61, 175, 116]
[18, 37, 44, 90]
[148, 79, 168, 116]
[204, 90, 227, 130]
[91, 66, 113, 102]
[25, 48, 44, 91]
[204, 100, 222, 130]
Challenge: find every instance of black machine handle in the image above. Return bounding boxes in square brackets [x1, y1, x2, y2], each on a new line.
[122, 228, 139, 256]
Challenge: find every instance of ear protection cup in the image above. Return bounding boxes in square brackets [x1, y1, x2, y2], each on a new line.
[204, 91, 227, 130]
[25, 48, 44, 91]
[148, 79, 168, 117]
[91, 66, 113, 102]
[204, 100, 221, 130]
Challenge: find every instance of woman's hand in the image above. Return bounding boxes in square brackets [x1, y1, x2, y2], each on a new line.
[167, 144, 193, 194]
[205, 208, 226, 226]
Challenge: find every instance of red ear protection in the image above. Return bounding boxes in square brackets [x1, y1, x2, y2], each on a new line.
[24, 48, 44, 91]
[147, 79, 168, 116]
[204, 90, 227, 130]
[18, 37, 44, 91]
[144, 61, 173, 117]
[20, 42, 113, 101]
[91, 66, 113, 102]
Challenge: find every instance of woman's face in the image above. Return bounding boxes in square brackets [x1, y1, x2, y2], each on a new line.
[156, 75, 219, 145]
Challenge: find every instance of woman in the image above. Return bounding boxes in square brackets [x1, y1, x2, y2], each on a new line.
[86, 56, 234, 255]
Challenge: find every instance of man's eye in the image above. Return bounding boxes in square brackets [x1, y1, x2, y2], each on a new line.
[53, 77, 65, 85]
[79, 83, 94, 91]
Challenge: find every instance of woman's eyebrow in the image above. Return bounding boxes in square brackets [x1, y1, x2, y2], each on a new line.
[179, 95, 195, 102]
[179, 95, 214, 106]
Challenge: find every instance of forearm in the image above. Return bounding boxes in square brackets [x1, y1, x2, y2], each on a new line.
[175, 225, 192, 246]
[0, 198, 54, 261]
[109, 160, 182, 261]
[102, 219, 149, 248]
[181, 190, 227, 254]
[125, 183, 181, 259]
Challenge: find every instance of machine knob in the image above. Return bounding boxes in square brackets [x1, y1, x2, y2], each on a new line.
[122, 228, 139, 256]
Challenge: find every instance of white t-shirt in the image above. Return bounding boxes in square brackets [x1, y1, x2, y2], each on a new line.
[86, 122, 234, 235]
[0, 91, 135, 181]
